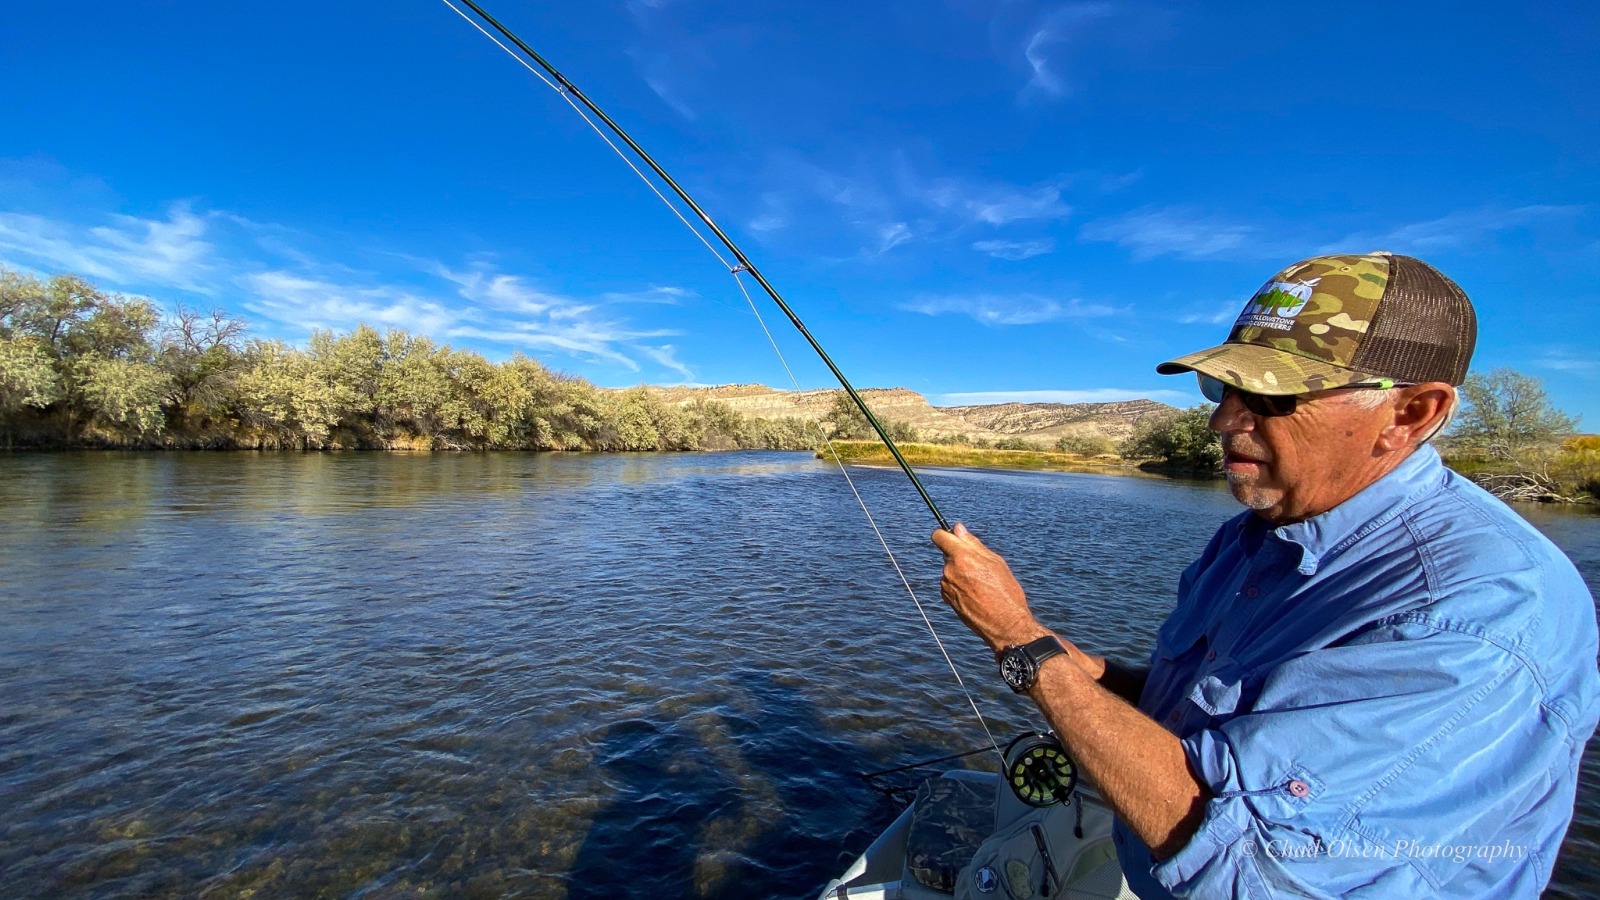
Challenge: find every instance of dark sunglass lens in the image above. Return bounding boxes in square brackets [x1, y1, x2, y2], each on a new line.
[1197, 374, 1226, 403]
[1242, 392, 1297, 417]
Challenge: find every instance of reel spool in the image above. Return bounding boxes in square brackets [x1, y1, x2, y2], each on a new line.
[1003, 732, 1078, 807]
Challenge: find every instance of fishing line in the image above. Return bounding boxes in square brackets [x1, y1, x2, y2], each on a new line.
[439, 0, 1001, 760]
[724, 274, 1001, 760]
[441, 0, 949, 532]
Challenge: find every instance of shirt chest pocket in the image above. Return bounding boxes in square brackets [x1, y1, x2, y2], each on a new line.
[1187, 661, 1251, 719]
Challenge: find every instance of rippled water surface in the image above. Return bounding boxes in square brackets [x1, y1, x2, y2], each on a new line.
[2, 452, 1596, 897]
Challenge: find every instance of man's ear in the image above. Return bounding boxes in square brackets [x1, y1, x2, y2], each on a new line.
[1379, 383, 1455, 451]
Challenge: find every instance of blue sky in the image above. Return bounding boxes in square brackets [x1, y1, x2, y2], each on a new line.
[3, 1, 1597, 422]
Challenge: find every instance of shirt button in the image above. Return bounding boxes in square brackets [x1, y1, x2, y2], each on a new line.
[1206, 650, 1218, 662]
[1168, 710, 1180, 723]
[1288, 779, 1310, 798]
[1245, 586, 1260, 598]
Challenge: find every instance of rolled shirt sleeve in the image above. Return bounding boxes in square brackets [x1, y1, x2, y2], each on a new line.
[1117, 448, 1598, 899]
[1152, 624, 1566, 898]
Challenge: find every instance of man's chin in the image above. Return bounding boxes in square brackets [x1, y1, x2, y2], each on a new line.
[1225, 473, 1281, 512]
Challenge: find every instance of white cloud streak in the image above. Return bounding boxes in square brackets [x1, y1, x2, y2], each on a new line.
[0, 204, 216, 292]
[0, 202, 695, 378]
[877, 222, 913, 254]
[972, 238, 1055, 260]
[901, 293, 1116, 326]
[1533, 347, 1598, 376]
[923, 177, 1071, 225]
[1081, 205, 1262, 261]
[242, 271, 459, 339]
[1177, 301, 1239, 326]
[1019, 3, 1117, 99]
[635, 343, 695, 381]
[1083, 203, 1586, 265]
[750, 153, 1074, 255]
[1320, 205, 1582, 255]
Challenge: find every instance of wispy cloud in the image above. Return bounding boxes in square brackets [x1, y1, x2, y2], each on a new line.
[0, 204, 216, 292]
[623, 0, 715, 122]
[642, 74, 697, 121]
[255, 265, 679, 371]
[602, 285, 693, 305]
[935, 388, 1192, 406]
[635, 343, 695, 381]
[922, 177, 1071, 225]
[747, 194, 789, 234]
[1177, 301, 1239, 326]
[243, 271, 459, 339]
[1020, 3, 1116, 98]
[972, 238, 1055, 260]
[901, 292, 1116, 326]
[1533, 346, 1598, 376]
[0, 202, 694, 378]
[876, 222, 913, 254]
[751, 152, 1074, 256]
[1084, 203, 1587, 265]
[1080, 205, 1264, 261]
[1320, 205, 1582, 255]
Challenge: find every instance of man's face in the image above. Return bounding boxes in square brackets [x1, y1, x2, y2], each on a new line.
[1208, 385, 1398, 525]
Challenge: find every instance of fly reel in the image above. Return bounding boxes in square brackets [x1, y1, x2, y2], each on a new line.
[1003, 732, 1078, 807]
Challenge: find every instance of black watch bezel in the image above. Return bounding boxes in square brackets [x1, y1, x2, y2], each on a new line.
[998, 635, 1065, 693]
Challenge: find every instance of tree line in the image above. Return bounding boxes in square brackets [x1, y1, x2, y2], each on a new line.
[0, 270, 819, 451]
[2, 269, 1590, 501]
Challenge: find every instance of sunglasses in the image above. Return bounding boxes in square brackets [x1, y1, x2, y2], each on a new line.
[1197, 372, 1403, 418]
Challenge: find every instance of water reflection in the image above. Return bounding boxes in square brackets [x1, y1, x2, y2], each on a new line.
[0, 452, 1595, 898]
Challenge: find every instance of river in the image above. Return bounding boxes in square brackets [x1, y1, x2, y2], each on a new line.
[1, 451, 1596, 897]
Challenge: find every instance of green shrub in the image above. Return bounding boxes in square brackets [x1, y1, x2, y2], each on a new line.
[1120, 405, 1222, 473]
[1054, 434, 1115, 456]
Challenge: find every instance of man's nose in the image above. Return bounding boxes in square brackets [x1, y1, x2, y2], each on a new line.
[1208, 389, 1255, 433]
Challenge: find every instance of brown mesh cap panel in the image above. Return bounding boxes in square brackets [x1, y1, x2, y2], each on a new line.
[1348, 255, 1477, 385]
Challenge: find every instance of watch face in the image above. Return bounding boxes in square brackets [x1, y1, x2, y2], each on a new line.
[999, 648, 1035, 691]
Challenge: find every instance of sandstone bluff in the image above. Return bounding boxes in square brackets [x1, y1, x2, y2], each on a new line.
[634, 384, 1177, 444]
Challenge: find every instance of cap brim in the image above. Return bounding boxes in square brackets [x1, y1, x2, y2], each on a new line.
[1156, 343, 1381, 395]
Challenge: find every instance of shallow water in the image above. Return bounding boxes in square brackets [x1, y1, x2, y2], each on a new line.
[0, 452, 1595, 897]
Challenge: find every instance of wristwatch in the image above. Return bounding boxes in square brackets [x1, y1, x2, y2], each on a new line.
[997, 635, 1067, 693]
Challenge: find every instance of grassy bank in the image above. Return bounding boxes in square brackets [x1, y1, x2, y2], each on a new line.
[817, 440, 1148, 474]
[1440, 436, 1600, 503]
[824, 437, 1600, 505]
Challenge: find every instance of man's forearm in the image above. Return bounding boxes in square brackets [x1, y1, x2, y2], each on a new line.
[1031, 647, 1208, 858]
[1068, 650, 1149, 705]
[927, 523, 1204, 854]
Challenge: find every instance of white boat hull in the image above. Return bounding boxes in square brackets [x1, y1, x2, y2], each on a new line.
[819, 770, 1136, 900]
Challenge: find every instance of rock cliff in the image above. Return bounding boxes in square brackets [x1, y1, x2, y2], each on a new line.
[637, 385, 1176, 444]
[939, 399, 1176, 441]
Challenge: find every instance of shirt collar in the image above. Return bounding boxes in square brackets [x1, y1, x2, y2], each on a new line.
[1265, 445, 1447, 576]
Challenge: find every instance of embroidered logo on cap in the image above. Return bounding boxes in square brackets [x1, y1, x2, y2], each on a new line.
[1234, 276, 1319, 332]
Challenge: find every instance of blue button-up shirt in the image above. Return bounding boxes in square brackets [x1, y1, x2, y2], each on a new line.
[1115, 446, 1599, 898]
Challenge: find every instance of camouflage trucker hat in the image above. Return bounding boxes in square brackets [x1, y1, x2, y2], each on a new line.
[1156, 252, 1477, 395]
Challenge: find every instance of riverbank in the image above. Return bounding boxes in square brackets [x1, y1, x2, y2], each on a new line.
[823, 439, 1600, 506]
[817, 440, 1170, 475]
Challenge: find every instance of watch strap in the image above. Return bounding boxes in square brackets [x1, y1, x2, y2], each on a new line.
[1021, 634, 1066, 668]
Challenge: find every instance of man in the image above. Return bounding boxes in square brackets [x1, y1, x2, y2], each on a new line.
[933, 253, 1598, 898]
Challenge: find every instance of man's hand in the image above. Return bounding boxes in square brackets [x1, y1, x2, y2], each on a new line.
[932, 522, 1052, 652]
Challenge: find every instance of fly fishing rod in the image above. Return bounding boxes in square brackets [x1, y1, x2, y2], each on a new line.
[445, 0, 952, 532]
